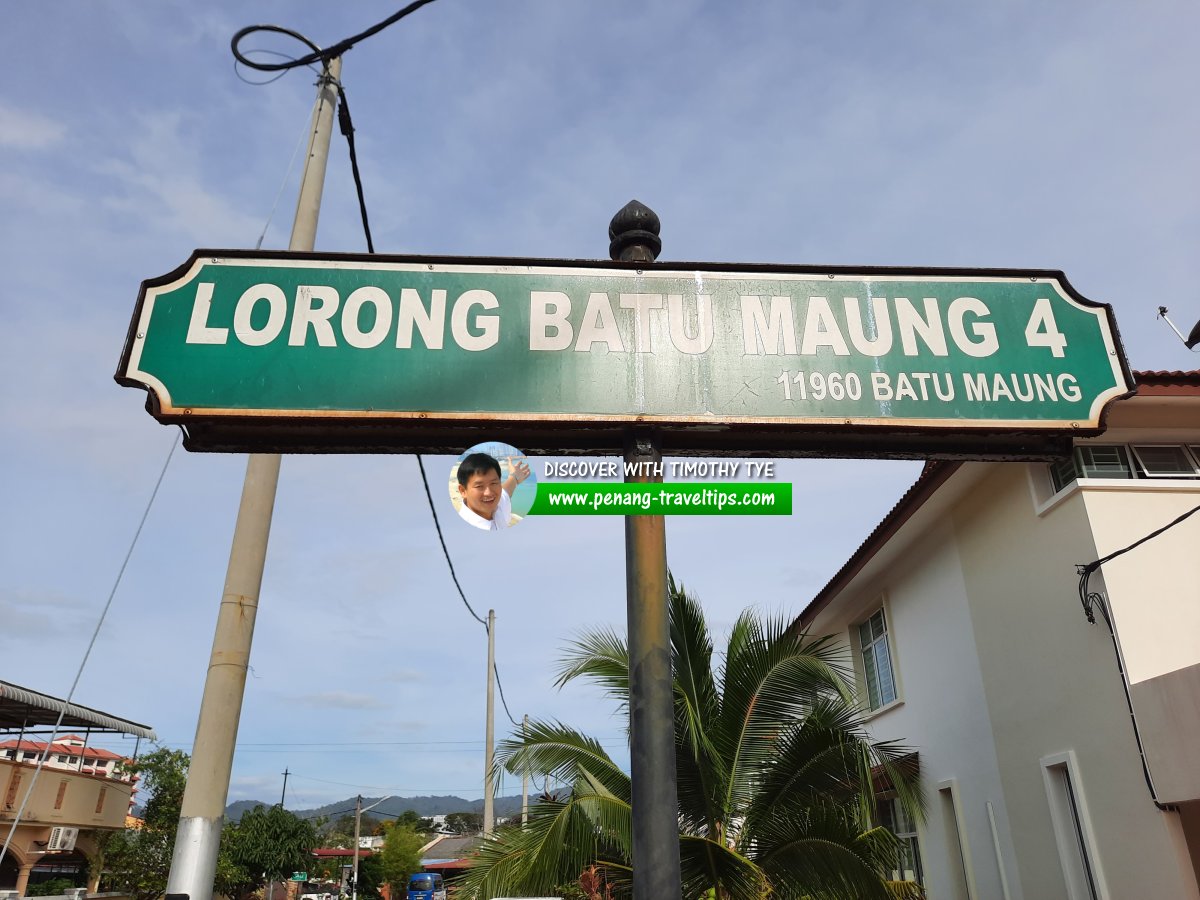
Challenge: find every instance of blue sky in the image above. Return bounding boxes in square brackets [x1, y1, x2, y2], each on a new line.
[1, 1, 1197, 810]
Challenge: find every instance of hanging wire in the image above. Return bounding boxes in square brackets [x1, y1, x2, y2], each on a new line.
[234, 48, 321, 86]
[230, 1, 442, 75]
[229, 0, 526, 735]
[415, 454, 486, 627]
[0, 432, 181, 868]
[254, 112, 313, 250]
[1076, 503, 1200, 623]
[335, 84, 375, 253]
[1074, 502, 1199, 809]
[414, 457, 521, 728]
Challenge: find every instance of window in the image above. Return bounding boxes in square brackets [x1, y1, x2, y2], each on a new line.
[4, 771, 21, 808]
[938, 784, 973, 900]
[1049, 455, 1079, 492]
[1042, 753, 1105, 900]
[1076, 445, 1135, 479]
[1131, 444, 1200, 477]
[95, 786, 107, 815]
[1048, 443, 1200, 493]
[879, 796, 923, 884]
[858, 609, 897, 710]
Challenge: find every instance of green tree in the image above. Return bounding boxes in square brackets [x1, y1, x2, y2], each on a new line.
[357, 853, 386, 897]
[97, 746, 191, 900]
[394, 809, 434, 833]
[381, 823, 426, 891]
[322, 813, 360, 848]
[443, 811, 483, 835]
[221, 804, 317, 898]
[460, 578, 924, 900]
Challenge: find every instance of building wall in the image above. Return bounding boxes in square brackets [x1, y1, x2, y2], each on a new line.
[807, 513, 1020, 900]
[952, 462, 1199, 900]
[1079, 485, 1200, 804]
[1078, 485, 1200, 686]
[1, 758, 130, 831]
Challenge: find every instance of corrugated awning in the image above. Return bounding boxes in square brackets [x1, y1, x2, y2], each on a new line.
[0, 680, 156, 739]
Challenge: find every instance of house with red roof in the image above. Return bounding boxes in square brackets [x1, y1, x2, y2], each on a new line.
[1, 681, 155, 895]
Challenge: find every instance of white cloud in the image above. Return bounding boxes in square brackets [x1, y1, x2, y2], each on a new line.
[0, 104, 66, 149]
[0, 588, 91, 641]
[91, 111, 262, 245]
[293, 691, 387, 710]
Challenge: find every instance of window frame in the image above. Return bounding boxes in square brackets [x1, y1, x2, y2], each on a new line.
[1129, 444, 1200, 478]
[1040, 751, 1109, 900]
[877, 793, 924, 886]
[854, 603, 900, 712]
[1037, 441, 1200, 512]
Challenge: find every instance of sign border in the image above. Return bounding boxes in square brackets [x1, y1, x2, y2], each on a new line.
[116, 249, 1135, 457]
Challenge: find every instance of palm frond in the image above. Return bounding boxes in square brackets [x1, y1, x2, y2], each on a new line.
[668, 578, 727, 834]
[497, 720, 631, 804]
[678, 833, 769, 900]
[556, 625, 629, 708]
[460, 793, 629, 900]
[480, 576, 926, 900]
[754, 807, 902, 900]
[718, 620, 860, 818]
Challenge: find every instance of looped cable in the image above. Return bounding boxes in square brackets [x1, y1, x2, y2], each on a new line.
[230, 0, 441, 73]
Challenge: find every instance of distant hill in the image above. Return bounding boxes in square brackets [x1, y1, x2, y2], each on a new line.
[226, 793, 528, 822]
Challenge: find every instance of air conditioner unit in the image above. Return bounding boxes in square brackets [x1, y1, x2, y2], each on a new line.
[47, 826, 79, 851]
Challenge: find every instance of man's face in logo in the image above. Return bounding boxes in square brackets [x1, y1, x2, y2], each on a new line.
[459, 469, 503, 520]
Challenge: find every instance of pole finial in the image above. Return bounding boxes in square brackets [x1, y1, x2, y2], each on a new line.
[609, 199, 662, 262]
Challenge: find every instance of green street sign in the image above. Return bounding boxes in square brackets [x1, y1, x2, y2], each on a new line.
[291, 871, 307, 881]
[116, 250, 1133, 457]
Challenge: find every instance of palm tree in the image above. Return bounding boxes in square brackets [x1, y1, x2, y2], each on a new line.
[461, 576, 923, 900]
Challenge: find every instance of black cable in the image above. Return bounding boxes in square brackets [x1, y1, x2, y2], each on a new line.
[415, 454, 487, 627]
[233, 48, 318, 85]
[1079, 503, 1199, 579]
[493, 665, 520, 728]
[336, 86, 375, 254]
[230, 1, 441, 74]
[1084, 592, 1166, 808]
[414, 457, 521, 727]
[1074, 503, 1199, 809]
[234, 0, 522, 725]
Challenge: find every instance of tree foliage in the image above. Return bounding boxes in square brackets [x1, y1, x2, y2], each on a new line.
[443, 811, 483, 835]
[97, 747, 318, 900]
[97, 746, 191, 900]
[460, 577, 924, 900]
[381, 824, 426, 890]
[394, 808, 435, 833]
[221, 804, 317, 897]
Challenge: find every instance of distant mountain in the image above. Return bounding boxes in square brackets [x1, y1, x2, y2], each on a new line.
[225, 793, 528, 822]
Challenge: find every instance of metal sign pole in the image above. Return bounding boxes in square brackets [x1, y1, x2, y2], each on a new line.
[610, 201, 683, 900]
[165, 56, 342, 899]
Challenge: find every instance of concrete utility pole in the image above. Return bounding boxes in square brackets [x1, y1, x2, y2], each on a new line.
[352, 794, 392, 900]
[483, 608, 496, 835]
[165, 56, 342, 899]
[610, 201, 683, 900]
[352, 795, 363, 900]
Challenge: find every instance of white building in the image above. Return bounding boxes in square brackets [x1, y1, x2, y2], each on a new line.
[796, 370, 1200, 899]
